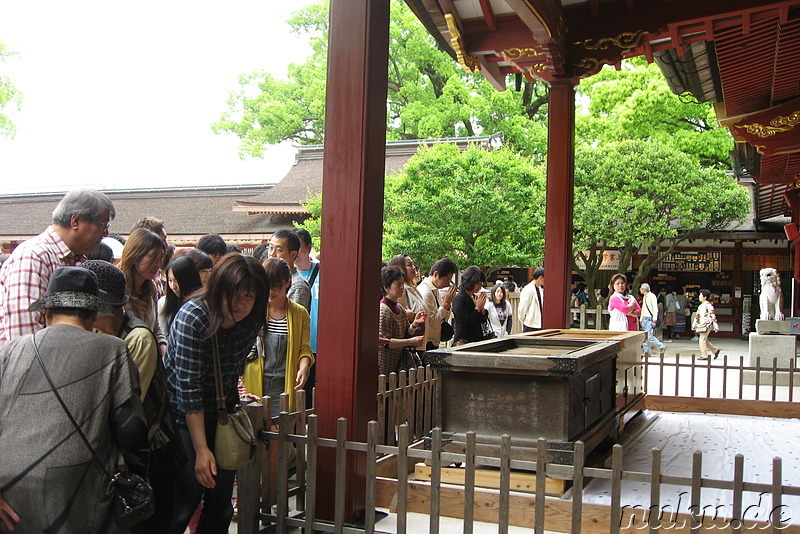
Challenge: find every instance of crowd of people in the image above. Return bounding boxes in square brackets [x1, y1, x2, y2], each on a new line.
[0, 189, 317, 533]
[0, 188, 726, 533]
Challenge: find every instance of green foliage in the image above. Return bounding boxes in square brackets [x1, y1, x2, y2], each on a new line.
[573, 140, 750, 301]
[0, 41, 22, 139]
[213, 0, 549, 157]
[383, 144, 545, 273]
[294, 190, 322, 250]
[577, 60, 731, 168]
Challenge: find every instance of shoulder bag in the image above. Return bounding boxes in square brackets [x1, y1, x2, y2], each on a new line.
[31, 334, 154, 528]
[212, 334, 257, 471]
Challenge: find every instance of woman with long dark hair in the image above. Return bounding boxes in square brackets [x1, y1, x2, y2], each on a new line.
[452, 266, 492, 343]
[158, 255, 203, 336]
[163, 253, 269, 533]
[119, 228, 167, 352]
[486, 284, 513, 337]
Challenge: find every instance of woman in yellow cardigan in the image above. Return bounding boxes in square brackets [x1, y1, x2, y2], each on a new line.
[242, 257, 314, 415]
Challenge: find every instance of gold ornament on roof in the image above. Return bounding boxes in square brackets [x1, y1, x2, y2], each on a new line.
[502, 47, 544, 61]
[445, 13, 480, 73]
[574, 30, 648, 51]
[737, 111, 800, 138]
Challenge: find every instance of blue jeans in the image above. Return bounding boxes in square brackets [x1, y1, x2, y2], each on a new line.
[167, 417, 237, 534]
[641, 316, 665, 355]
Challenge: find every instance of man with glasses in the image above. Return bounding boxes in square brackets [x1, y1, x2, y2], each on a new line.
[0, 189, 116, 346]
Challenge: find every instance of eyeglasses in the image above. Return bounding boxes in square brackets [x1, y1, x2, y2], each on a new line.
[96, 219, 111, 231]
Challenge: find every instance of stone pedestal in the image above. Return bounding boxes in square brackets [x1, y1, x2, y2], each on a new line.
[744, 332, 798, 385]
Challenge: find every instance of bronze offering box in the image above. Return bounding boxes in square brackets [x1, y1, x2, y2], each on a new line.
[427, 336, 619, 464]
[514, 329, 647, 430]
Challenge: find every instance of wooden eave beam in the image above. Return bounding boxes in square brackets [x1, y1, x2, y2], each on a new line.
[565, 0, 800, 44]
[478, 0, 497, 31]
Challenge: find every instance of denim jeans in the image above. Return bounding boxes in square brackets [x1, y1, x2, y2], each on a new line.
[167, 417, 237, 534]
[641, 316, 665, 355]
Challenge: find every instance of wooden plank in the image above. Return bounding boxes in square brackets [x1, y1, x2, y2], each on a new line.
[413, 464, 567, 494]
[375, 439, 426, 478]
[644, 396, 800, 418]
[374, 478, 800, 534]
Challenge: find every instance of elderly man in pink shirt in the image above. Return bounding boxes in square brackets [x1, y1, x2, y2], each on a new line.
[0, 189, 115, 345]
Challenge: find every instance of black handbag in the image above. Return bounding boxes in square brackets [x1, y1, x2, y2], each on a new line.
[440, 320, 454, 342]
[32, 334, 155, 527]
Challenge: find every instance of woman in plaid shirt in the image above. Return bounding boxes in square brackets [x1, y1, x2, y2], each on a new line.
[163, 253, 268, 534]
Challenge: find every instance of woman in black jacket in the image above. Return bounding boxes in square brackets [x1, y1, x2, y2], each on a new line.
[452, 266, 492, 344]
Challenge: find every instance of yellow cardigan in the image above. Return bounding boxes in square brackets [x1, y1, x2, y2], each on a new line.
[242, 298, 314, 411]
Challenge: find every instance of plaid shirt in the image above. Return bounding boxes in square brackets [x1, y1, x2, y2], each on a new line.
[164, 298, 261, 416]
[0, 227, 83, 346]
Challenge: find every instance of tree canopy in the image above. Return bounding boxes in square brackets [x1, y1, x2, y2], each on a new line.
[0, 41, 22, 139]
[572, 139, 750, 302]
[295, 143, 546, 274]
[382, 144, 545, 273]
[212, 0, 549, 159]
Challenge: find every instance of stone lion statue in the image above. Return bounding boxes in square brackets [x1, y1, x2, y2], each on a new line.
[759, 267, 784, 321]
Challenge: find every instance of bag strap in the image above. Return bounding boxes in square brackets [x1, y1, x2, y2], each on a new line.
[211, 334, 228, 422]
[31, 332, 112, 479]
[307, 262, 320, 288]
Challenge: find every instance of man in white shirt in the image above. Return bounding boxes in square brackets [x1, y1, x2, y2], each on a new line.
[517, 267, 544, 331]
[639, 283, 665, 356]
[417, 258, 457, 350]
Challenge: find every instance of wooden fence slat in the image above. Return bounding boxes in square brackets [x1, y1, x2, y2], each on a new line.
[690, 355, 696, 398]
[430, 427, 442, 534]
[277, 410, 290, 534]
[397, 423, 409, 534]
[535, 438, 547, 534]
[335, 418, 347, 534]
[377, 374, 387, 445]
[739, 356, 745, 399]
[772, 358, 778, 402]
[304, 415, 318, 534]
[706, 355, 712, 398]
[499, 434, 511, 534]
[388, 373, 398, 446]
[610, 444, 623, 534]
[238, 402, 264, 534]
[414, 367, 424, 440]
[572, 441, 585, 534]
[756, 358, 762, 401]
[464, 431, 476, 534]
[722, 355, 729, 398]
[296, 391, 307, 512]
[790, 360, 795, 402]
[772, 457, 783, 534]
[732, 454, 744, 534]
[365, 421, 377, 534]
[649, 448, 661, 534]
[690, 451, 702, 534]
[262, 396, 274, 509]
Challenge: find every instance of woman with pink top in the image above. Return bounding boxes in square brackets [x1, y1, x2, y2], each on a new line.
[607, 273, 641, 331]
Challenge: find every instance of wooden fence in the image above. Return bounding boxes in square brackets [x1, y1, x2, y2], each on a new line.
[236, 350, 800, 532]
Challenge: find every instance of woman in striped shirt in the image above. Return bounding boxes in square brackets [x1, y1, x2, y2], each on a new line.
[242, 257, 314, 417]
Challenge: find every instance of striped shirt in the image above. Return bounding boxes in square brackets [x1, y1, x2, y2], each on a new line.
[164, 298, 261, 416]
[267, 316, 288, 336]
[0, 227, 83, 346]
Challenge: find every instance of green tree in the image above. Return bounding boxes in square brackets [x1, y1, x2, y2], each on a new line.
[572, 140, 750, 304]
[213, 0, 549, 159]
[0, 41, 22, 139]
[383, 143, 545, 273]
[577, 60, 732, 168]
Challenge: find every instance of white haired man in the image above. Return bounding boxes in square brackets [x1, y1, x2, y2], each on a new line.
[639, 283, 665, 357]
[0, 189, 115, 345]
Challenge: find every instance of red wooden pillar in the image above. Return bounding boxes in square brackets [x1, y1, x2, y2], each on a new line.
[543, 79, 576, 329]
[315, 0, 390, 523]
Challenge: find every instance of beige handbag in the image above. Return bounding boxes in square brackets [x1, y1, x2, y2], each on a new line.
[212, 335, 257, 470]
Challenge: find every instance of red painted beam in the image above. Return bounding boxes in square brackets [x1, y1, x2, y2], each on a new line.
[543, 80, 576, 329]
[478, 0, 497, 31]
[316, 0, 390, 523]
